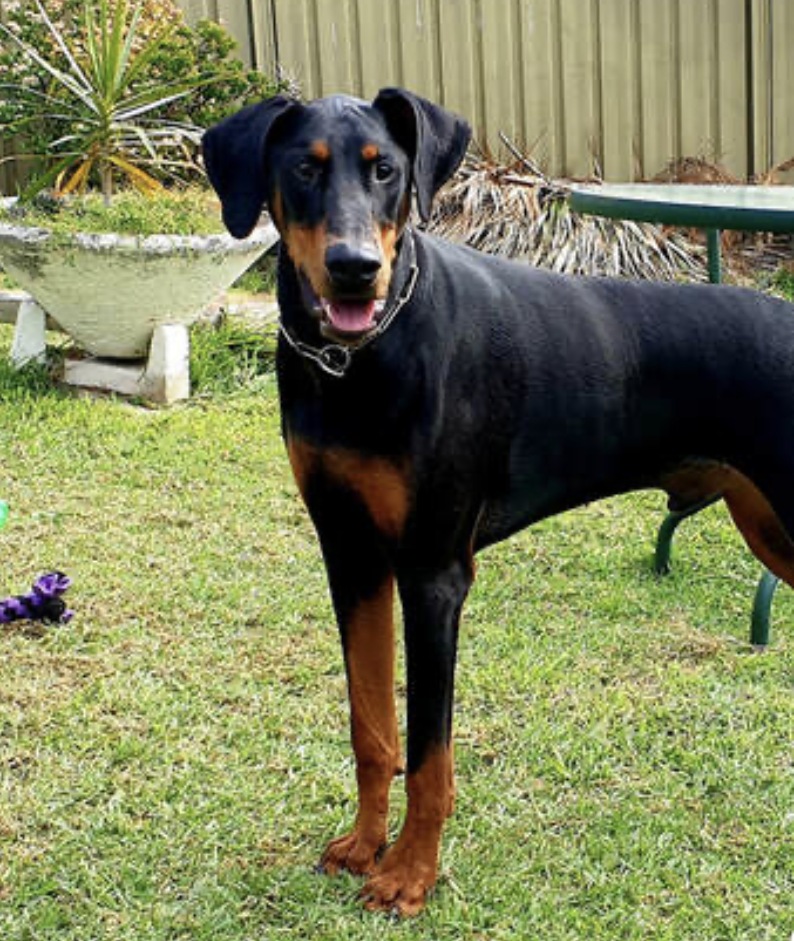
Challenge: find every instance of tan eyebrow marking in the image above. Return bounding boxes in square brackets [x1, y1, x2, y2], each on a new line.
[361, 143, 380, 161]
[310, 140, 331, 161]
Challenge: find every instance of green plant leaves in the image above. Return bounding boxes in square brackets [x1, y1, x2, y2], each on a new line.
[0, 0, 228, 200]
[0, 2, 286, 196]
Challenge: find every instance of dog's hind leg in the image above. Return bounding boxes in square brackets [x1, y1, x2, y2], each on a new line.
[665, 462, 794, 588]
[721, 468, 794, 588]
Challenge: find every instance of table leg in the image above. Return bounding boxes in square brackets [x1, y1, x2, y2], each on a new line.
[655, 496, 779, 647]
[706, 228, 722, 284]
[750, 569, 779, 648]
[654, 497, 720, 575]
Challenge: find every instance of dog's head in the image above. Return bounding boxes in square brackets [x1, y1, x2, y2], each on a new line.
[203, 88, 470, 341]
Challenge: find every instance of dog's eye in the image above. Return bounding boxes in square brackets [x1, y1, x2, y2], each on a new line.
[374, 160, 394, 183]
[294, 159, 320, 183]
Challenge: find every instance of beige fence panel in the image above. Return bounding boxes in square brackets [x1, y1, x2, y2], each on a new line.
[771, 0, 794, 177]
[437, 0, 481, 130]
[248, 0, 782, 182]
[752, 0, 794, 181]
[0, 0, 791, 190]
[179, 0, 264, 66]
[270, 0, 320, 94]
[175, 0, 794, 183]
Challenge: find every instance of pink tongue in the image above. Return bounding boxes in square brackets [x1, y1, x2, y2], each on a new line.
[327, 300, 377, 333]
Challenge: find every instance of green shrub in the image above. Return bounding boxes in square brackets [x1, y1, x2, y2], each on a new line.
[0, 0, 288, 195]
[157, 18, 288, 131]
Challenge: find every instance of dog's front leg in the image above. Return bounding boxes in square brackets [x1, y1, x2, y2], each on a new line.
[320, 568, 402, 876]
[286, 441, 406, 876]
[361, 558, 473, 917]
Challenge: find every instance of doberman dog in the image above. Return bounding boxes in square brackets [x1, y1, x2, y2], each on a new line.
[203, 88, 794, 916]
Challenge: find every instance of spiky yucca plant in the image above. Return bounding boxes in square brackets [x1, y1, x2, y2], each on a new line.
[0, 0, 221, 202]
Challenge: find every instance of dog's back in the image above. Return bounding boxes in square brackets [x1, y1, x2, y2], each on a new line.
[392, 232, 794, 544]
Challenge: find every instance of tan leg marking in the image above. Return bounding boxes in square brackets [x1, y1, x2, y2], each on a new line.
[322, 579, 403, 875]
[361, 745, 455, 917]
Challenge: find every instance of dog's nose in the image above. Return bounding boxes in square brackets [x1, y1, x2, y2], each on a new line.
[325, 243, 381, 292]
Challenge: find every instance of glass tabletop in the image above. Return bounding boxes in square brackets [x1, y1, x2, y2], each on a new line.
[570, 183, 794, 233]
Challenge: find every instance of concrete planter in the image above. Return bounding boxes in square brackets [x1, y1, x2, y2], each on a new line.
[0, 198, 278, 359]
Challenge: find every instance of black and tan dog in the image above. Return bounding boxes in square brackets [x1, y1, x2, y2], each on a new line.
[203, 88, 794, 915]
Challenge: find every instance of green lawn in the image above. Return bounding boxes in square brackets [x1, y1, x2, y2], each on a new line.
[0, 326, 791, 940]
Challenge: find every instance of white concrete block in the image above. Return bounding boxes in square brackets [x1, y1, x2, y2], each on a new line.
[143, 323, 190, 404]
[11, 298, 47, 366]
[63, 357, 146, 396]
[60, 324, 190, 404]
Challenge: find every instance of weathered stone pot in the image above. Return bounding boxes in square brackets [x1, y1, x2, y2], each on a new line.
[0, 198, 278, 358]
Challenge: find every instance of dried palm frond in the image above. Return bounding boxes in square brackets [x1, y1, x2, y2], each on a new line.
[652, 156, 739, 185]
[428, 152, 706, 282]
[756, 156, 794, 186]
[653, 153, 794, 187]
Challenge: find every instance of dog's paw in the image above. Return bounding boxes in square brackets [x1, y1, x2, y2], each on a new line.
[320, 830, 383, 876]
[359, 847, 436, 917]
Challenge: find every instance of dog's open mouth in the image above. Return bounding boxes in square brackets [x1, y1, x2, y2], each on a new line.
[300, 276, 386, 340]
[319, 297, 386, 337]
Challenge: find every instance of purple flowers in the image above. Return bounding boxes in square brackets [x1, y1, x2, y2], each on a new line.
[0, 572, 73, 625]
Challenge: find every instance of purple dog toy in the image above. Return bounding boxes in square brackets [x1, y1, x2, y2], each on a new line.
[0, 572, 73, 625]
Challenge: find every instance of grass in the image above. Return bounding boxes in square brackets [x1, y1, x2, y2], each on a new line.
[0, 323, 792, 940]
[189, 319, 277, 397]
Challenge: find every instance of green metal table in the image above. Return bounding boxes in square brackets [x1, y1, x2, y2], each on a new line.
[570, 183, 794, 646]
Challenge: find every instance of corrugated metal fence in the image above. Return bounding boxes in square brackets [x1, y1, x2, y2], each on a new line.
[1, 0, 792, 191]
[179, 0, 793, 183]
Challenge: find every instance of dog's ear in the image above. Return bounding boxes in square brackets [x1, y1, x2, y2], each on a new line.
[203, 95, 297, 238]
[373, 87, 471, 223]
